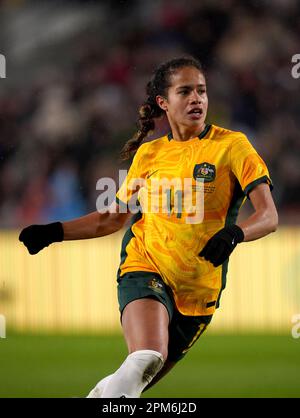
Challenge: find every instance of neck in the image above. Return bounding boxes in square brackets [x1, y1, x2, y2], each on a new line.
[169, 122, 206, 141]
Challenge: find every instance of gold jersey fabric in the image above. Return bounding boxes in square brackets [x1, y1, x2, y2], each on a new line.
[116, 124, 272, 316]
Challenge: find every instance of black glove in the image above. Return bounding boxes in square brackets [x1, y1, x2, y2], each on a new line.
[19, 222, 64, 255]
[199, 224, 244, 267]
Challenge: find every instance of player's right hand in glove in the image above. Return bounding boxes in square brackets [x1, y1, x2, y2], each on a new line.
[19, 222, 64, 255]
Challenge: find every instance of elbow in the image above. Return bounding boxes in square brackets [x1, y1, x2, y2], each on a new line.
[269, 222, 278, 234]
[268, 211, 279, 233]
[110, 213, 129, 233]
[112, 219, 126, 233]
[271, 220, 278, 233]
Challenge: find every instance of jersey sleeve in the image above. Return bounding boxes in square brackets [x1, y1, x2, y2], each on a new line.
[230, 134, 273, 197]
[115, 144, 146, 209]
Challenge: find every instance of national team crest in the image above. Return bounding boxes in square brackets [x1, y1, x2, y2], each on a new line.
[193, 162, 216, 182]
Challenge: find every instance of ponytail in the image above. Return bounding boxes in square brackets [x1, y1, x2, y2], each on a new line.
[119, 95, 163, 161]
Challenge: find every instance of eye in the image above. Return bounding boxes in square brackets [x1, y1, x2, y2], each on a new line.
[179, 90, 189, 95]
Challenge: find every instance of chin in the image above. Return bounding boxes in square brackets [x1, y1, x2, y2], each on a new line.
[187, 119, 205, 127]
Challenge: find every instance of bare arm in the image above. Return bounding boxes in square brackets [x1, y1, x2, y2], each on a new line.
[62, 204, 132, 240]
[238, 183, 278, 242]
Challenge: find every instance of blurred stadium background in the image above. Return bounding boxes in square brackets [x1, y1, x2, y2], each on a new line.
[0, 0, 299, 398]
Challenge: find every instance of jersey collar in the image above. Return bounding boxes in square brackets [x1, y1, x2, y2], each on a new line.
[167, 124, 212, 141]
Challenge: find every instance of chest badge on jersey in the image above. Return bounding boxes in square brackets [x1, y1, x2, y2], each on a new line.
[193, 162, 216, 182]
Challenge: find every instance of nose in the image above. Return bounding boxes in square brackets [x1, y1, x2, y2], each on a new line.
[190, 89, 201, 104]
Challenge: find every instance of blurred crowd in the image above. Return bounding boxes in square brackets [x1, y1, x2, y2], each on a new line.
[0, 0, 299, 227]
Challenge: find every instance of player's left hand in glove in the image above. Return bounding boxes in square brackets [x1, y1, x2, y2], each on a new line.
[199, 224, 244, 267]
[19, 222, 64, 255]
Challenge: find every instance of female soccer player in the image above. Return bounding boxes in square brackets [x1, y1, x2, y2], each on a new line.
[19, 57, 278, 398]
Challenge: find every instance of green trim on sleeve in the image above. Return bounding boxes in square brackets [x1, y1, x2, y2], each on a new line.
[115, 196, 128, 209]
[216, 180, 245, 309]
[243, 175, 273, 198]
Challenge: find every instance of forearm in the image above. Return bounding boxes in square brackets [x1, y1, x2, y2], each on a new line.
[238, 209, 278, 242]
[62, 211, 122, 241]
[200, 185, 278, 267]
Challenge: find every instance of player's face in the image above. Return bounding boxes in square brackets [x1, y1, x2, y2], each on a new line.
[157, 66, 208, 132]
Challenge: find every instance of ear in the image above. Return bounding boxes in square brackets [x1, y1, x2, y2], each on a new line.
[156, 95, 168, 112]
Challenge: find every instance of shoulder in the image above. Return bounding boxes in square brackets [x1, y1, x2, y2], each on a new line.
[136, 135, 168, 156]
[210, 124, 255, 153]
[129, 136, 167, 170]
[210, 124, 248, 143]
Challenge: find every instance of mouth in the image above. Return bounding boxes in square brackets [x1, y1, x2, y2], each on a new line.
[187, 108, 203, 119]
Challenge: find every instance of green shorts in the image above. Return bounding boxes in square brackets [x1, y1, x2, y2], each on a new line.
[117, 271, 212, 362]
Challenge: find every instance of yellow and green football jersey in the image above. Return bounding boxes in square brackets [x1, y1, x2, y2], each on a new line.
[116, 124, 272, 316]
